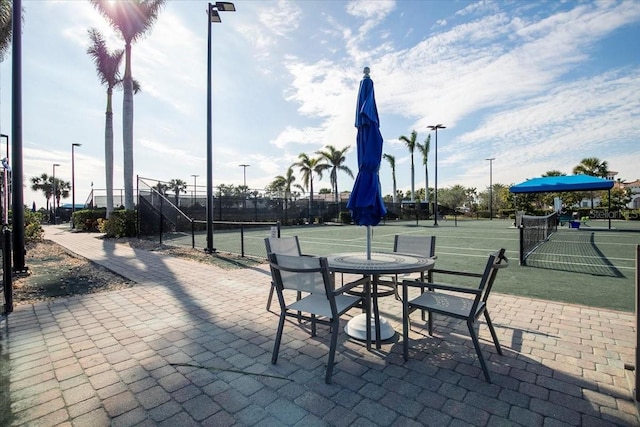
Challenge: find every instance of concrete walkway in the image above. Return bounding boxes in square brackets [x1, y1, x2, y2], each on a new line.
[0, 225, 638, 426]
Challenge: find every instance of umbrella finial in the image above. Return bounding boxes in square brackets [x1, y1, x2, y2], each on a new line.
[363, 67, 370, 78]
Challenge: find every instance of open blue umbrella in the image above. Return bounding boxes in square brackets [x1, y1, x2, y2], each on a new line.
[347, 67, 387, 259]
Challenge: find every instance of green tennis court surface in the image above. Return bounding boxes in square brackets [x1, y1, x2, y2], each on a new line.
[193, 218, 640, 312]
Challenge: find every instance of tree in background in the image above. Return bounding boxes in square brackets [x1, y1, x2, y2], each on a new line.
[91, 0, 165, 210]
[295, 153, 324, 221]
[0, 0, 13, 61]
[416, 134, 431, 206]
[87, 28, 124, 219]
[168, 179, 187, 207]
[382, 153, 397, 204]
[601, 187, 632, 211]
[572, 157, 609, 208]
[316, 145, 353, 205]
[30, 174, 53, 211]
[399, 130, 418, 201]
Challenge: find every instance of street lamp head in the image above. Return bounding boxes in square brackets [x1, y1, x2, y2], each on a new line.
[215, 2, 236, 12]
[53, 163, 60, 167]
[210, 2, 235, 23]
[72, 143, 82, 148]
[427, 124, 446, 130]
[485, 157, 495, 161]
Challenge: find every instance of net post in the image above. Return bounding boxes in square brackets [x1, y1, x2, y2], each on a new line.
[3, 226, 13, 313]
[519, 224, 525, 266]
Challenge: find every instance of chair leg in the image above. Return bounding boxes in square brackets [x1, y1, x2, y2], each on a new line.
[402, 300, 410, 361]
[467, 321, 491, 383]
[272, 312, 286, 364]
[311, 314, 317, 337]
[402, 282, 412, 361]
[484, 310, 502, 355]
[325, 318, 339, 384]
[427, 310, 433, 336]
[266, 282, 275, 311]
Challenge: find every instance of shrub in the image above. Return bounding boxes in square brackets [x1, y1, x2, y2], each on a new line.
[98, 209, 137, 238]
[23, 209, 44, 243]
[339, 210, 352, 224]
[73, 209, 106, 232]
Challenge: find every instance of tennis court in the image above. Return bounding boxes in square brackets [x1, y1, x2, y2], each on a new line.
[179, 218, 639, 312]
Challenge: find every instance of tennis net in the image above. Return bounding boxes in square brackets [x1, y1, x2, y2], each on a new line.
[518, 212, 558, 265]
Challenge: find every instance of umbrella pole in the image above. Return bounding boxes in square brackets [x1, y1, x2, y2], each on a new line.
[367, 225, 371, 260]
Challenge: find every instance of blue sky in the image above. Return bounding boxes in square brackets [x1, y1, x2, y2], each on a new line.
[1, 0, 639, 209]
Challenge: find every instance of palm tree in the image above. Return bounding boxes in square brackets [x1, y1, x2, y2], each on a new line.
[91, 0, 165, 210]
[53, 178, 71, 211]
[295, 153, 324, 222]
[572, 157, 608, 177]
[0, 0, 13, 61]
[416, 134, 431, 206]
[30, 174, 53, 211]
[87, 28, 125, 219]
[542, 170, 565, 177]
[399, 130, 418, 202]
[382, 154, 397, 204]
[316, 145, 354, 205]
[573, 157, 609, 208]
[168, 179, 187, 207]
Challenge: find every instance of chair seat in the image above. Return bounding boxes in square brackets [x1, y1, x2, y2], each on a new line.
[409, 292, 485, 320]
[289, 294, 361, 319]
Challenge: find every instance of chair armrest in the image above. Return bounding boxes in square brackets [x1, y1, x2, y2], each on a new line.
[429, 268, 483, 278]
[402, 280, 481, 295]
[333, 276, 369, 295]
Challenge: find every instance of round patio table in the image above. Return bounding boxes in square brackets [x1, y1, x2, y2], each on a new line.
[326, 252, 435, 349]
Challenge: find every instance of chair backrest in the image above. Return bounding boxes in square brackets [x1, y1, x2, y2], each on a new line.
[265, 236, 302, 257]
[393, 235, 436, 258]
[269, 253, 332, 296]
[477, 248, 509, 306]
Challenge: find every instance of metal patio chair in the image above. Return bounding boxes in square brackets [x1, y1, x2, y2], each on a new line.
[388, 234, 437, 300]
[268, 253, 369, 384]
[264, 236, 304, 311]
[401, 248, 508, 382]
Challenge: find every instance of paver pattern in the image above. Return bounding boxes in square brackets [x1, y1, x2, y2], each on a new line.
[0, 225, 637, 426]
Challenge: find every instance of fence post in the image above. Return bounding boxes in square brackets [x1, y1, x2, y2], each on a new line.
[3, 226, 13, 313]
[159, 197, 163, 245]
[240, 224, 245, 257]
[635, 245, 639, 401]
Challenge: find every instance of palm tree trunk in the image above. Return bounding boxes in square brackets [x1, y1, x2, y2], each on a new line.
[105, 91, 114, 218]
[122, 41, 134, 210]
[425, 166, 429, 207]
[410, 154, 415, 202]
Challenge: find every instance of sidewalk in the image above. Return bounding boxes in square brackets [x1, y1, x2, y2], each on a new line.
[0, 225, 638, 426]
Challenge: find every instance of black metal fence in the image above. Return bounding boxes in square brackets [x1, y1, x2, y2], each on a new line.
[136, 177, 441, 257]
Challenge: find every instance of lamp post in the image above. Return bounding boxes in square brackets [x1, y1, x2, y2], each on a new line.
[239, 164, 249, 208]
[427, 124, 446, 226]
[191, 174, 199, 207]
[485, 157, 495, 220]
[1, 134, 9, 224]
[52, 163, 60, 225]
[206, 1, 236, 254]
[71, 143, 82, 228]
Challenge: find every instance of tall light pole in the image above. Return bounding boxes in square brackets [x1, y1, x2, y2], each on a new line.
[1, 134, 9, 224]
[71, 143, 82, 228]
[206, 1, 236, 254]
[52, 163, 60, 225]
[486, 157, 495, 220]
[191, 174, 199, 206]
[239, 164, 249, 209]
[427, 124, 446, 226]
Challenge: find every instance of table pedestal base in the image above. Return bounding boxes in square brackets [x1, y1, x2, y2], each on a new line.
[344, 313, 395, 341]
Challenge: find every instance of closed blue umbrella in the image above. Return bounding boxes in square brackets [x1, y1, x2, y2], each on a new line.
[347, 67, 387, 259]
